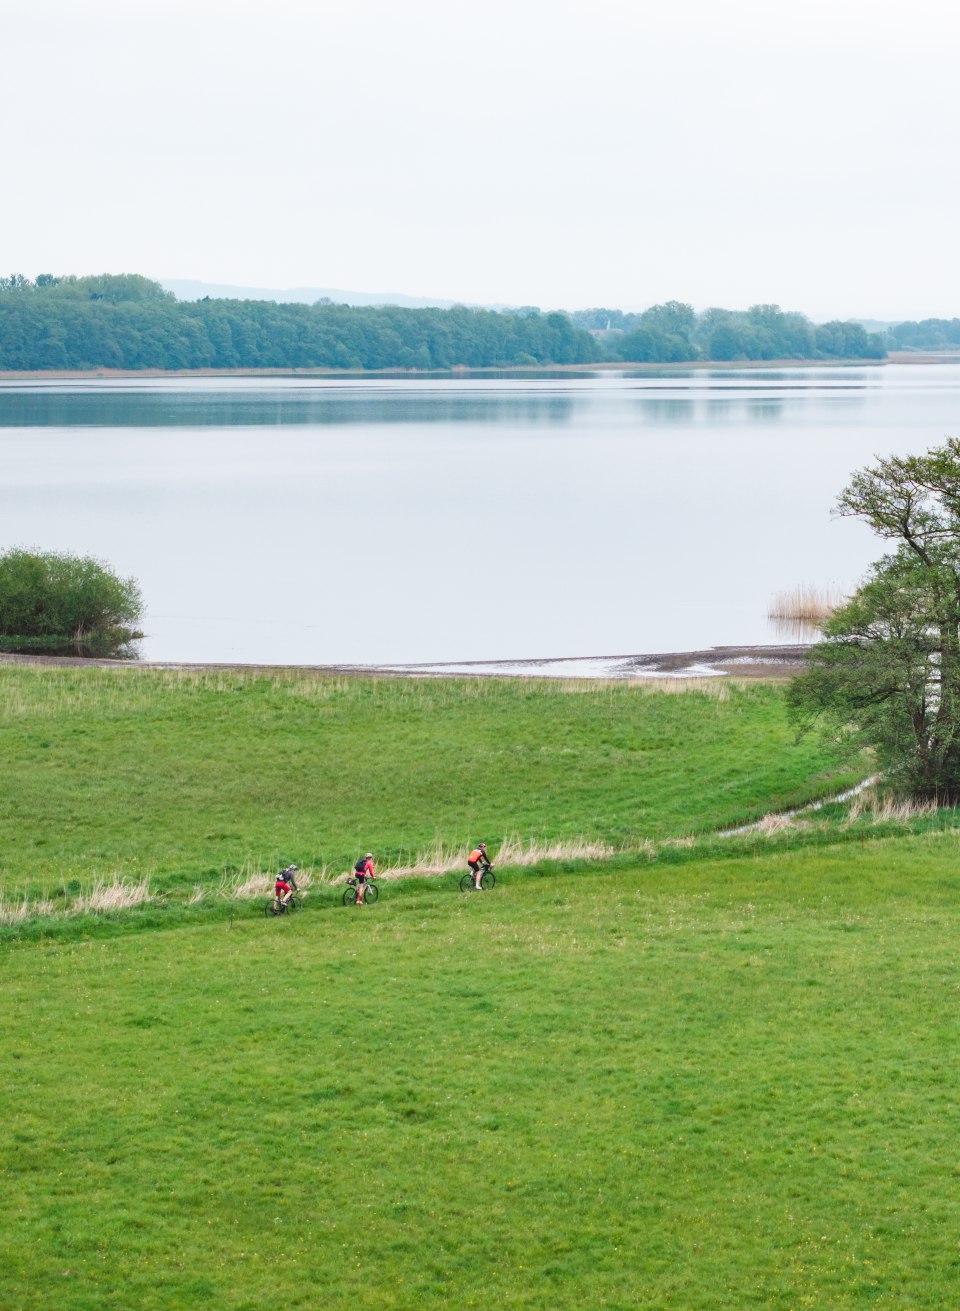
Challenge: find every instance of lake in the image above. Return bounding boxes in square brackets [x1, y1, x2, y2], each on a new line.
[0, 364, 956, 665]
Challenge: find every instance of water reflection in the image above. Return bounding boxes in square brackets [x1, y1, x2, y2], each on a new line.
[0, 389, 578, 429]
[0, 363, 956, 664]
[628, 397, 695, 424]
[767, 616, 825, 642]
[749, 402, 785, 422]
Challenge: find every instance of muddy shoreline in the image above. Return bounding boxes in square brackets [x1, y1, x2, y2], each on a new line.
[0, 644, 810, 680]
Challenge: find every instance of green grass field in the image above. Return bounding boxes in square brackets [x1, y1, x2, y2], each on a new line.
[0, 667, 853, 903]
[7, 664, 954, 1308]
[5, 834, 960, 1310]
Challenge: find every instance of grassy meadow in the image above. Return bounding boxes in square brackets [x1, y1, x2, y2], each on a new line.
[0, 666, 855, 912]
[5, 834, 960, 1310]
[7, 662, 956, 1308]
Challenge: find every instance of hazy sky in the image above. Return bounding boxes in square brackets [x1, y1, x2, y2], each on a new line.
[5, 0, 959, 319]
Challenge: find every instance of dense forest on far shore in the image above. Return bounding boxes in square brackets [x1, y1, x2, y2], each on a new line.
[885, 318, 960, 351]
[0, 274, 888, 371]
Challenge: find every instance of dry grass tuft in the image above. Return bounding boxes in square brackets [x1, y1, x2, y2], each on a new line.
[223, 872, 275, 899]
[754, 812, 798, 836]
[0, 895, 31, 925]
[375, 835, 620, 882]
[71, 878, 152, 914]
[846, 792, 939, 825]
[219, 865, 322, 899]
[497, 835, 619, 865]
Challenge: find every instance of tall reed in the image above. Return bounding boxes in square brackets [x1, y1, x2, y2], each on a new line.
[767, 583, 846, 626]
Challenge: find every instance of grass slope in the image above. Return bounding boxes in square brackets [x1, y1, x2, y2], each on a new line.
[0, 667, 851, 897]
[4, 835, 960, 1309]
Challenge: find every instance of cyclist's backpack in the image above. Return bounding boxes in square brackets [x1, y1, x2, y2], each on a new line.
[354, 857, 366, 873]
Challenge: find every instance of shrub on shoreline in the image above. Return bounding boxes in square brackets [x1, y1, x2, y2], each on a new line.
[0, 548, 143, 658]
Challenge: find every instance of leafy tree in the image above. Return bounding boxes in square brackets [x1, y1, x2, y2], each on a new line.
[815, 320, 885, 359]
[617, 326, 692, 363]
[0, 549, 144, 658]
[639, 300, 696, 343]
[788, 438, 960, 799]
[707, 321, 750, 361]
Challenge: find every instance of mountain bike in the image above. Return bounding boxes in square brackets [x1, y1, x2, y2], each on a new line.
[459, 867, 495, 892]
[342, 877, 379, 906]
[264, 892, 303, 916]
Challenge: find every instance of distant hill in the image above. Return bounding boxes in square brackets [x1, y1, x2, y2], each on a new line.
[160, 279, 464, 309]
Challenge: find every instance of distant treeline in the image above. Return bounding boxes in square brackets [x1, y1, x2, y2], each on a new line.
[0, 275, 595, 371]
[570, 302, 886, 362]
[885, 319, 960, 352]
[0, 275, 887, 371]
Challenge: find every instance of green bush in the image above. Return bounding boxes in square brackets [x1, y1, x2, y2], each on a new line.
[0, 549, 143, 658]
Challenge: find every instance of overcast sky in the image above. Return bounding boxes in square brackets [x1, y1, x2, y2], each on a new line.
[4, 0, 959, 319]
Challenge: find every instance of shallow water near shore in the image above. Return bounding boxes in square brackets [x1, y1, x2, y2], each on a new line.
[0, 363, 956, 664]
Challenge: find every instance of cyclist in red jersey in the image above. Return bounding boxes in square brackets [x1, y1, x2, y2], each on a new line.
[467, 843, 492, 890]
[353, 853, 375, 905]
[273, 864, 298, 912]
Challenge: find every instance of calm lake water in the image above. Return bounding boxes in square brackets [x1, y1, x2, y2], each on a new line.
[0, 364, 957, 665]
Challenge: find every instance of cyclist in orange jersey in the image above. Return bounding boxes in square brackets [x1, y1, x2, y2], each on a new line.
[466, 843, 492, 890]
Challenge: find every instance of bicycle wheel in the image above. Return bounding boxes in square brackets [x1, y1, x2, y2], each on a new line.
[287, 895, 302, 913]
[264, 899, 280, 917]
[363, 882, 379, 904]
[459, 872, 476, 892]
[480, 870, 496, 891]
[342, 884, 359, 907]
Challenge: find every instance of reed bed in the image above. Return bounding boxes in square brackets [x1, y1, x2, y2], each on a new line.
[767, 583, 846, 628]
